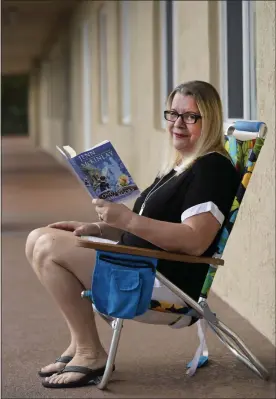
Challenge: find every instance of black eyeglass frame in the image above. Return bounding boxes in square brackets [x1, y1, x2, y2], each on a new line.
[164, 110, 202, 125]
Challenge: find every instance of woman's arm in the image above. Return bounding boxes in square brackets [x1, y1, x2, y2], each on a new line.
[93, 154, 238, 255]
[97, 222, 124, 242]
[48, 220, 123, 241]
[127, 154, 238, 255]
[73, 222, 123, 241]
[125, 212, 221, 256]
[93, 199, 221, 256]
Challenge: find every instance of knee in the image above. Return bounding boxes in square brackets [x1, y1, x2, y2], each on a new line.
[25, 228, 54, 267]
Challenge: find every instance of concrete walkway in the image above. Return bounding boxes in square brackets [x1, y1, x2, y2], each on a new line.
[2, 137, 275, 398]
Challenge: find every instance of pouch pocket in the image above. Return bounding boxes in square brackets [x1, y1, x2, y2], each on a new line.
[107, 268, 142, 318]
[91, 251, 157, 319]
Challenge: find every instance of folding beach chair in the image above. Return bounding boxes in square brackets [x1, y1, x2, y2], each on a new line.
[79, 120, 270, 390]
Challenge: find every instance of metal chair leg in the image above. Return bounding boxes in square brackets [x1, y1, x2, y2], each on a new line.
[96, 318, 124, 390]
[155, 272, 270, 381]
[92, 303, 115, 327]
[208, 319, 270, 380]
[81, 294, 124, 390]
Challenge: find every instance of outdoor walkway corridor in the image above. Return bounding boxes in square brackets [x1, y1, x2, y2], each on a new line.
[2, 137, 275, 398]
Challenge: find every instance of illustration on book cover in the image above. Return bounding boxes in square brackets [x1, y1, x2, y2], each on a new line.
[76, 142, 139, 202]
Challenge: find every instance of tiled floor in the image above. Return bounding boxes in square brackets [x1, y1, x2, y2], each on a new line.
[2, 137, 275, 398]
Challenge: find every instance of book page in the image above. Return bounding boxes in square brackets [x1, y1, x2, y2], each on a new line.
[56, 145, 76, 159]
[57, 141, 109, 159]
[56, 145, 69, 159]
[90, 140, 109, 150]
[63, 146, 77, 158]
[80, 236, 118, 245]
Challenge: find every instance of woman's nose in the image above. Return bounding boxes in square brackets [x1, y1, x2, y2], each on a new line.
[174, 116, 185, 128]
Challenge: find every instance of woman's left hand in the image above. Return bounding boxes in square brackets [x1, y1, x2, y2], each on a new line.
[92, 199, 134, 229]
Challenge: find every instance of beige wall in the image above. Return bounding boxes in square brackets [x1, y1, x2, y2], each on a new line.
[30, 0, 275, 344]
[177, 1, 210, 83]
[213, 0, 276, 346]
[32, 0, 216, 186]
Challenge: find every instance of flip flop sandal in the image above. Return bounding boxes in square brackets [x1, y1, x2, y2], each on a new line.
[42, 365, 115, 389]
[38, 356, 73, 378]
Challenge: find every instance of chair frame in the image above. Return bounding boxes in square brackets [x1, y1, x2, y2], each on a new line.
[78, 122, 270, 389]
[78, 240, 269, 389]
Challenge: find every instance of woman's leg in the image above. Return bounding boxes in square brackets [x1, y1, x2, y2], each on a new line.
[25, 227, 107, 384]
[26, 228, 77, 374]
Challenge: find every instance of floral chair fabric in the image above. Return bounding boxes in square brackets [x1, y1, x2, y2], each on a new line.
[150, 136, 265, 313]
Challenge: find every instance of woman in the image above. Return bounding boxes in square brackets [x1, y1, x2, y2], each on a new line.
[25, 80, 240, 388]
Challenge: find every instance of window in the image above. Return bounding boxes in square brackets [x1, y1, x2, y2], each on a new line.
[62, 36, 72, 144]
[44, 61, 51, 119]
[82, 20, 92, 149]
[54, 52, 63, 120]
[98, 5, 108, 124]
[48, 47, 63, 120]
[160, 0, 176, 129]
[220, 0, 256, 121]
[119, 1, 131, 125]
[49, 57, 56, 119]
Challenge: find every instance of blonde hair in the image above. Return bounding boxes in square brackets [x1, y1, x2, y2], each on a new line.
[158, 80, 230, 177]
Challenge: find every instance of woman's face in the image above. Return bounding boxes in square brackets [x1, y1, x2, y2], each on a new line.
[167, 93, 202, 155]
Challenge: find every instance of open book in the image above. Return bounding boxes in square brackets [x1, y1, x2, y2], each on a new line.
[57, 140, 140, 203]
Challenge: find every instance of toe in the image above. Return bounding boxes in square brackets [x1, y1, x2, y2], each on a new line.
[53, 375, 62, 384]
[45, 373, 58, 383]
[56, 374, 70, 384]
[60, 375, 69, 384]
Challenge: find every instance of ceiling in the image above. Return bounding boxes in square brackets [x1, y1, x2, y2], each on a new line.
[2, 0, 79, 75]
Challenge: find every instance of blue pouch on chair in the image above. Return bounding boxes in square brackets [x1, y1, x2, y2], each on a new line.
[91, 250, 158, 319]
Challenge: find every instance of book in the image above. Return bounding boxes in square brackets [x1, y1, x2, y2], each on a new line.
[57, 140, 140, 203]
[80, 236, 118, 245]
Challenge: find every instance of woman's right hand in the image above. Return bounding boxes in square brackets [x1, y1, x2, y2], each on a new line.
[47, 221, 102, 237]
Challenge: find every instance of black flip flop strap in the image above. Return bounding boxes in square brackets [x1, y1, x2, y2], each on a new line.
[55, 356, 73, 364]
[58, 365, 105, 375]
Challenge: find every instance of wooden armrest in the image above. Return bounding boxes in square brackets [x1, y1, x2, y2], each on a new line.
[77, 239, 224, 266]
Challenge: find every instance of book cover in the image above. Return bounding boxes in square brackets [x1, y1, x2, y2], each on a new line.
[57, 141, 140, 203]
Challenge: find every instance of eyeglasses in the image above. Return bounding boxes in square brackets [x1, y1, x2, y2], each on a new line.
[164, 110, 202, 124]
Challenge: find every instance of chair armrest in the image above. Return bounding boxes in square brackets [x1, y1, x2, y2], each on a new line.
[77, 239, 224, 266]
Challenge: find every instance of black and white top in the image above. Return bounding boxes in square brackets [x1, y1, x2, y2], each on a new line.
[119, 153, 240, 300]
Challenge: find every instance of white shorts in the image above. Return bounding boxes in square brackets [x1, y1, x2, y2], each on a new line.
[134, 278, 192, 328]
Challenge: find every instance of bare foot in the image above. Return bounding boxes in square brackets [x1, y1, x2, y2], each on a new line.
[40, 346, 75, 375]
[44, 352, 108, 385]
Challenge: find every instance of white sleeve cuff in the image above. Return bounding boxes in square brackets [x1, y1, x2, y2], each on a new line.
[181, 201, 225, 225]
